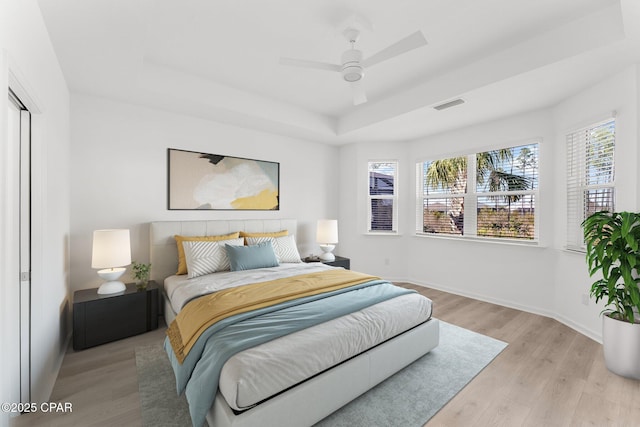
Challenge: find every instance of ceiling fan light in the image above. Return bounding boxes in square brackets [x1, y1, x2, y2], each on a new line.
[341, 49, 363, 82]
[342, 65, 363, 82]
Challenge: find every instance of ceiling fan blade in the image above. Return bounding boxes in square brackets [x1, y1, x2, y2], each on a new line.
[351, 80, 367, 105]
[279, 57, 341, 73]
[361, 31, 427, 68]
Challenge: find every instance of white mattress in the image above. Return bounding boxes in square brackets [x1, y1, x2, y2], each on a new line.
[163, 263, 434, 413]
[219, 292, 432, 411]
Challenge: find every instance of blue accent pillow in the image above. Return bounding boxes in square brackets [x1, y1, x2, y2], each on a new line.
[225, 241, 279, 271]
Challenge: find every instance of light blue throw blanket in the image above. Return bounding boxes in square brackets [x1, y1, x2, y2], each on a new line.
[164, 279, 415, 427]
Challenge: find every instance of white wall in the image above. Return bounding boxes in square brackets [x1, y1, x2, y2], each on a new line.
[551, 66, 639, 340]
[339, 67, 640, 342]
[0, 0, 71, 418]
[338, 142, 410, 278]
[69, 94, 338, 291]
[405, 110, 557, 317]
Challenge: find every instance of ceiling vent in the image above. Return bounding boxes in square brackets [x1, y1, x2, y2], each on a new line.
[433, 98, 465, 111]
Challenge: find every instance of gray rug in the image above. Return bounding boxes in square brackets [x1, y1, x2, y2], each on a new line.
[136, 321, 507, 427]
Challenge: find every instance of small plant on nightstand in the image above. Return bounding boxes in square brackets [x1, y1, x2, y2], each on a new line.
[131, 261, 151, 289]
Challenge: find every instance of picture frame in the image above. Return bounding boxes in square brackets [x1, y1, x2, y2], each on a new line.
[167, 148, 280, 210]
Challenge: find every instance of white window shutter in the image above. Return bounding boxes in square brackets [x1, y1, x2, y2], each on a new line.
[566, 118, 615, 250]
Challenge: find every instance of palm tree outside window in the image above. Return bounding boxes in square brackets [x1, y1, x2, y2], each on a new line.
[416, 142, 539, 240]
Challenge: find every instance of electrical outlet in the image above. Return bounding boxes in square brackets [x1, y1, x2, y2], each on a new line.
[581, 294, 589, 306]
[384, 258, 390, 266]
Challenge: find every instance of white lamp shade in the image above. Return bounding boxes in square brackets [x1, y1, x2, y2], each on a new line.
[91, 229, 131, 269]
[317, 220, 338, 244]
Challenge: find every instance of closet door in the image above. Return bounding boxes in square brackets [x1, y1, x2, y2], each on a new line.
[5, 90, 32, 405]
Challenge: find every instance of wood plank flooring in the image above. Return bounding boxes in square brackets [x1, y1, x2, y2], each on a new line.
[11, 284, 640, 427]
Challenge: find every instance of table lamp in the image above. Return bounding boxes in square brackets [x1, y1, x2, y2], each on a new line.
[317, 219, 338, 261]
[92, 229, 131, 294]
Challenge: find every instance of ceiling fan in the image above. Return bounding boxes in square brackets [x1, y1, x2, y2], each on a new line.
[279, 28, 427, 106]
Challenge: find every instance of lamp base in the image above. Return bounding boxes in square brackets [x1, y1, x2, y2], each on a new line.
[97, 280, 126, 295]
[319, 244, 336, 262]
[97, 267, 126, 294]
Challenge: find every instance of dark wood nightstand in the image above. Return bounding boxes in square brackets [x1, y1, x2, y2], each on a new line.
[304, 255, 350, 270]
[73, 281, 159, 350]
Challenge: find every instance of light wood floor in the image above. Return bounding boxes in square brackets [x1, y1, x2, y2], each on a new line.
[11, 284, 640, 427]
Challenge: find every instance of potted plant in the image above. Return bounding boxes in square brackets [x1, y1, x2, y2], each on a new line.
[582, 211, 640, 379]
[131, 261, 151, 290]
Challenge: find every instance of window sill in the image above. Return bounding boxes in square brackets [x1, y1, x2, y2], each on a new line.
[365, 231, 402, 237]
[413, 233, 545, 248]
[562, 246, 586, 255]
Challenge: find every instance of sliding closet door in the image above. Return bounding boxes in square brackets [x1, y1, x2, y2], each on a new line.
[5, 90, 32, 405]
[19, 102, 31, 403]
[5, 93, 22, 408]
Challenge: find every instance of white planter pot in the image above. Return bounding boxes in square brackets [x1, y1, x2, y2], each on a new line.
[602, 314, 640, 380]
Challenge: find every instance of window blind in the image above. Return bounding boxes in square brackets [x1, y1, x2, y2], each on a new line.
[566, 118, 615, 250]
[416, 142, 539, 241]
[475, 144, 538, 240]
[416, 156, 468, 236]
[368, 161, 398, 232]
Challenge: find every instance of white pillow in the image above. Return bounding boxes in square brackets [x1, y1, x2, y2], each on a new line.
[183, 237, 244, 278]
[245, 234, 302, 263]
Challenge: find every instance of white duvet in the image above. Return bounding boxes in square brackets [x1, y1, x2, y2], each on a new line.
[164, 263, 433, 412]
[220, 292, 432, 411]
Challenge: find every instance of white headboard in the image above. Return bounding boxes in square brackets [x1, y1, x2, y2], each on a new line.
[149, 219, 297, 286]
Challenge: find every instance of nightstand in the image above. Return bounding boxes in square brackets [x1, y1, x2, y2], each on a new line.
[304, 255, 350, 270]
[73, 281, 159, 350]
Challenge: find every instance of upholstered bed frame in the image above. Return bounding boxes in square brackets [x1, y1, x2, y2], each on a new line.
[150, 219, 440, 427]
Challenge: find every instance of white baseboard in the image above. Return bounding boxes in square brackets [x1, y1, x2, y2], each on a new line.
[380, 276, 411, 284]
[407, 278, 603, 344]
[553, 313, 602, 344]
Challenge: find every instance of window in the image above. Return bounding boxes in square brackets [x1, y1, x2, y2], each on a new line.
[566, 118, 615, 250]
[419, 156, 467, 235]
[476, 145, 538, 239]
[368, 161, 398, 233]
[416, 142, 539, 241]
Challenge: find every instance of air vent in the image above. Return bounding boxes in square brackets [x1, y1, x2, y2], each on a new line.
[433, 98, 465, 111]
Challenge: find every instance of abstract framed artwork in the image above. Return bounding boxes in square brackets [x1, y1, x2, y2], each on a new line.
[167, 148, 280, 210]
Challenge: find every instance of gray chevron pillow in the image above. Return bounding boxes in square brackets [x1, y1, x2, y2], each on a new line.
[183, 237, 245, 278]
[245, 234, 302, 263]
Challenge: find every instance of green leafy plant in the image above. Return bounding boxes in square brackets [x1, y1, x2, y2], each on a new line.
[582, 211, 640, 323]
[131, 261, 151, 283]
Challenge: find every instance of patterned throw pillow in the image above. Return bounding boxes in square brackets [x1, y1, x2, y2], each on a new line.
[174, 232, 240, 275]
[182, 237, 244, 278]
[245, 234, 302, 263]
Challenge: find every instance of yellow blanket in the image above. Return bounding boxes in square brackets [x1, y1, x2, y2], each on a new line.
[167, 269, 378, 363]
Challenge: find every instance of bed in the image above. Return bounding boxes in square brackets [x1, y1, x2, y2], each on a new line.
[150, 219, 440, 427]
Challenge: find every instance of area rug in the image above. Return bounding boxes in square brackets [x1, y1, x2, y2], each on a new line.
[136, 321, 507, 427]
